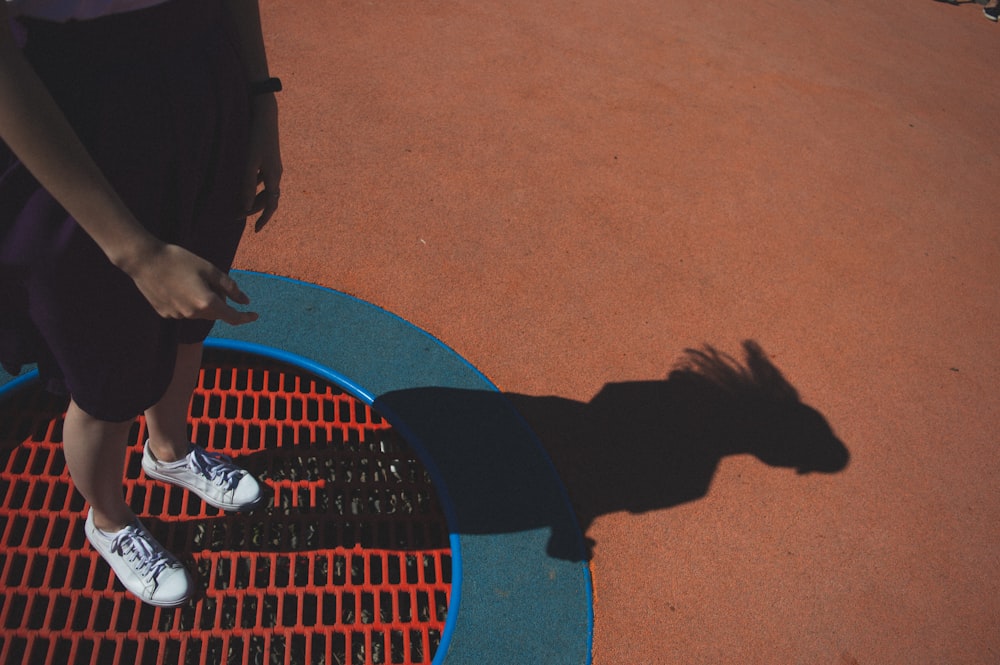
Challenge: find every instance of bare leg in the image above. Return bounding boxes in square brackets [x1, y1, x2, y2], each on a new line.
[67, 398, 193, 608]
[63, 401, 135, 532]
[144, 342, 203, 463]
[140, 341, 261, 511]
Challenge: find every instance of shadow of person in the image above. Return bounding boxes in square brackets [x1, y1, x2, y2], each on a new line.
[374, 340, 848, 562]
[506, 340, 850, 559]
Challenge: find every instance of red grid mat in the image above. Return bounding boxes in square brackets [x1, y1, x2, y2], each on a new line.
[0, 349, 451, 665]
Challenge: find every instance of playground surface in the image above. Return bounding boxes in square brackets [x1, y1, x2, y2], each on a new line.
[246, 1, 1000, 662]
[4, 1, 1000, 663]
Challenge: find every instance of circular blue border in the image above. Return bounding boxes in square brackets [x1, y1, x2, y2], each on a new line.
[0, 270, 594, 665]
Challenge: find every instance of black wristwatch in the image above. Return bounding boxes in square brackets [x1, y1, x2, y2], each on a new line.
[249, 77, 282, 96]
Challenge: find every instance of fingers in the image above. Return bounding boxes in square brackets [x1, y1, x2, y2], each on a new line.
[206, 272, 258, 325]
[154, 291, 257, 326]
[184, 293, 257, 326]
[243, 173, 280, 231]
[241, 161, 265, 213]
[247, 185, 279, 231]
[213, 300, 259, 326]
[216, 272, 251, 305]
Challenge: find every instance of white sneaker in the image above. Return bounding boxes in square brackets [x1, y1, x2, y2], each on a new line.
[84, 509, 191, 607]
[141, 441, 262, 511]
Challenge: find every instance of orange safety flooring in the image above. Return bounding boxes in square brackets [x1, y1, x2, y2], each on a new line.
[240, 1, 1000, 663]
[7, 1, 1000, 663]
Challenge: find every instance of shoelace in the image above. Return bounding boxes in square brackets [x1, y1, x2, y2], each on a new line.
[111, 524, 173, 584]
[189, 447, 243, 490]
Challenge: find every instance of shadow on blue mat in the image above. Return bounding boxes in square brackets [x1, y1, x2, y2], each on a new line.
[380, 340, 849, 562]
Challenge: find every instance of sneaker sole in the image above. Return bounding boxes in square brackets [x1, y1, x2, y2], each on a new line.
[129, 588, 192, 608]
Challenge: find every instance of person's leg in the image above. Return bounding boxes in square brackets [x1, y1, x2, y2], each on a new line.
[64, 399, 191, 606]
[144, 341, 203, 462]
[62, 400, 135, 531]
[141, 341, 262, 510]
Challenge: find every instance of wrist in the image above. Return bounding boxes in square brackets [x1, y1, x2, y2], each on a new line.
[108, 232, 164, 276]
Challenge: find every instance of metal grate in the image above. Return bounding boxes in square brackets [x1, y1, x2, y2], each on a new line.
[0, 348, 452, 665]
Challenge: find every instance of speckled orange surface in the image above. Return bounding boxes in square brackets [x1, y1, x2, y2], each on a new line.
[239, 2, 1000, 663]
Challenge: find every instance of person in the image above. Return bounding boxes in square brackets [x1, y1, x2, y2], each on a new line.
[985, 1, 1000, 21]
[0, 0, 282, 606]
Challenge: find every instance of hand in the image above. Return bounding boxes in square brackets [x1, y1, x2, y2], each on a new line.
[242, 93, 283, 232]
[125, 242, 259, 326]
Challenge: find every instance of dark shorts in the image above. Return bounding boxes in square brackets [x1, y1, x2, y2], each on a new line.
[0, 0, 250, 421]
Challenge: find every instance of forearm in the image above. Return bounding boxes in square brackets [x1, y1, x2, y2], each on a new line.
[223, 0, 282, 229]
[0, 9, 159, 273]
[223, 0, 271, 82]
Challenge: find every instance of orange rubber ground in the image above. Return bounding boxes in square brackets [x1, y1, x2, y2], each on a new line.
[2, 1, 998, 663]
[235, 1, 999, 663]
